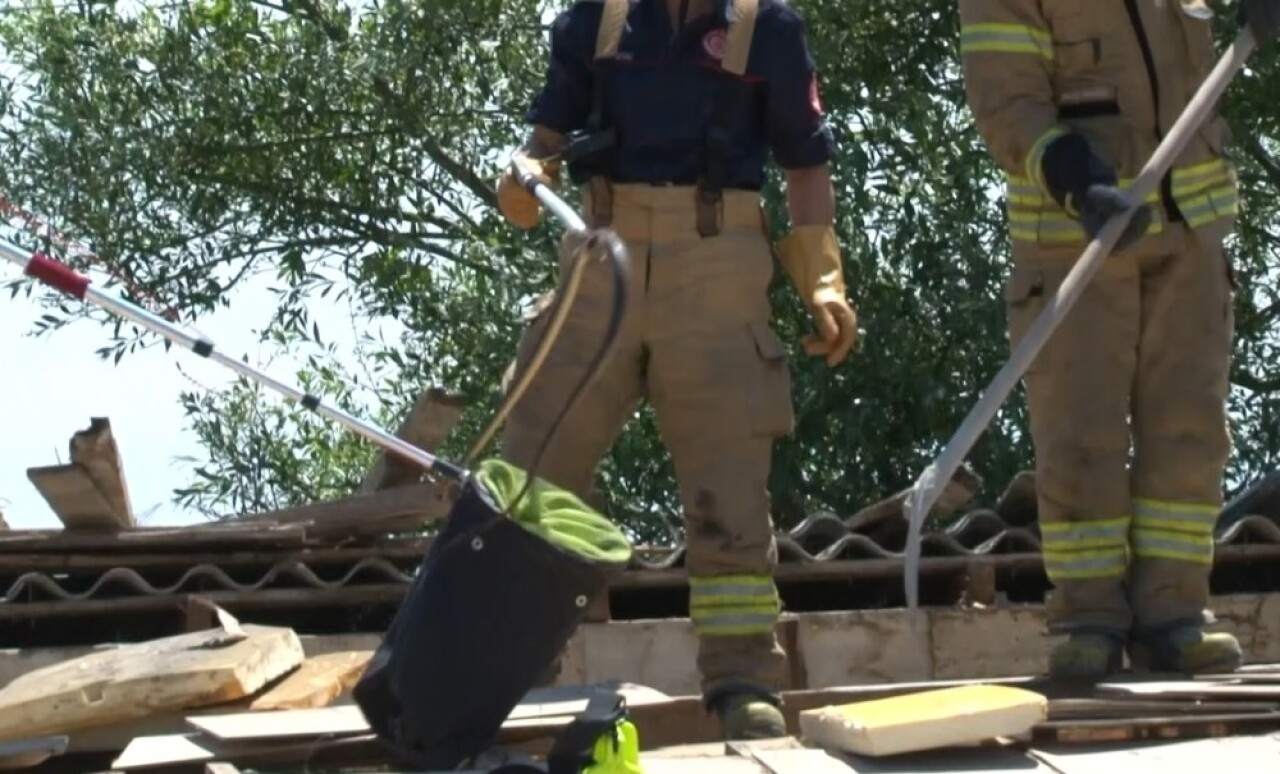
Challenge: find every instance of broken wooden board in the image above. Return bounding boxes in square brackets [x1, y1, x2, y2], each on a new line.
[26, 417, 135, 531]
[0, 621, 303, 743]
[247, 650, 371, 711]
[360, 387, 466, 493]
[1028, 733, 1280, 773]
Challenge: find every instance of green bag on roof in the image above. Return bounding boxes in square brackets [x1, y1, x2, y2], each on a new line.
[353, 456, 634, 771]
[476, 457, 632, 566]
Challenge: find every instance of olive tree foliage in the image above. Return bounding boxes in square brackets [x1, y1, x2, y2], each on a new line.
[1, 0, 1278, 540]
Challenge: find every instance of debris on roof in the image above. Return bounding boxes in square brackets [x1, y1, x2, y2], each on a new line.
[3, 418, 1280, 771]
[2, 419, 1280, 649]
[3, 607, 1280, 773]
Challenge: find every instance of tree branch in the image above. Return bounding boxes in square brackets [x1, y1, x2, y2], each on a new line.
[1243, 133, 1280, 192]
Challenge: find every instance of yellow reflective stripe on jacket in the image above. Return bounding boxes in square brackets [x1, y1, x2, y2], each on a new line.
[1040, 516, 1130, 580]
[689, 574, 780, 637]
[1172, 159, 1239, 227]
[959, 22, 1054, 59]
[1131, 498, 1218, 564]
[1024, 126, 1065, 192]
[1005, 173, 1162, 243]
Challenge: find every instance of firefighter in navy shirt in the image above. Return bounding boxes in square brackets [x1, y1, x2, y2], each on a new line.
[495, 0, 855, 739]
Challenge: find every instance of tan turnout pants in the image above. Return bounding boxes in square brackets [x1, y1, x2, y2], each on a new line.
[502, 183, 792, 703]
[1005, 223, 1234, 637]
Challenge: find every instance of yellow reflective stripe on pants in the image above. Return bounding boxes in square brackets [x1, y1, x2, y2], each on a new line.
[1040, 516, 1130, 579]
[1132, 498, 1218, 564]
[689, 574, 780, 637]
[959, 23, 1054, 59]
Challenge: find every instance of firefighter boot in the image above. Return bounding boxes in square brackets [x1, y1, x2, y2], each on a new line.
[1128, 626, 1243, 675]
[715, 694, 787, 740]
[1048, 633, 1125, 681]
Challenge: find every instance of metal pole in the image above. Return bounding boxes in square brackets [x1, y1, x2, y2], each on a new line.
[0, 240, 466, 482]
[900, 27, 1258, 609]
[510, 155, 589, 234]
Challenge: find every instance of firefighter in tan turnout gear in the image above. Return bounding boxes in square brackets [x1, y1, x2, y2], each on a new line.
[957, 0, 1280, 680]
[494, 0, 856, 739]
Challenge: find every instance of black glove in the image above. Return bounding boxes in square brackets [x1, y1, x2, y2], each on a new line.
[1041, 132, 1152, 253]
[1239, 0, 1280, 45]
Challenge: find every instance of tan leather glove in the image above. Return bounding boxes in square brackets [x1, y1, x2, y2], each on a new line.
[496, 150, 561, 230]
[776, 224, 858, 367]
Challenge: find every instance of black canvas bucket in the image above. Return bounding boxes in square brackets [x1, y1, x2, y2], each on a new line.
[352, 458, 633, 770]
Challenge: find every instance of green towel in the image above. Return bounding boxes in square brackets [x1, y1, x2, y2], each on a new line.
[475, 458, 633, 566]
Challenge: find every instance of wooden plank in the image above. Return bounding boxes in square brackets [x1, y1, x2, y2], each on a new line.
[1096, 680, 1280, 699]
[120, 693, 662, 772]
[751, 748, 859, 773]
[248, 650, 372, 710]
[796, 684, 1047, 757]
[69, 417, 135, 528]
[1048, 698, 1280, 720]
[239, 481, 451, 535]
[25, 418, 135, 531]
[0, 541, 429, 573]
[1028, 733, 1280, 773]
[0, 584, 409, 620]
[26, 465, 119, 531]
[0, 523, 310, 553]
[0, 618, 304, 743]
[839, 747, 1057, 773]
[187, 683, 673, 741]
[728, 739, 855, 773]
[1032, 711, 1280, 744]
[360, 387, 467, 493]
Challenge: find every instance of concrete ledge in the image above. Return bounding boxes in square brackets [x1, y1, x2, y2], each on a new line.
[3, 594, 1277, 698]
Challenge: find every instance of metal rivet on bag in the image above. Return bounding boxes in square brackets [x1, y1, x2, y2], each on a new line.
[575, 595, 588, 608]
[471, 537, 484, 551]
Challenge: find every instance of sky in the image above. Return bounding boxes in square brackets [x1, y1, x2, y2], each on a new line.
[0, 269, 356, 530]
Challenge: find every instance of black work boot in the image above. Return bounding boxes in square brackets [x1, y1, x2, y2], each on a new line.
[1048, 632, 1125, 682]
[1128, 626, 1243, 675]
[716, 693, 786, 739]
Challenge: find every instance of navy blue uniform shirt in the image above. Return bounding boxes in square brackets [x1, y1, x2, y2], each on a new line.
[525, 0, 836, 190]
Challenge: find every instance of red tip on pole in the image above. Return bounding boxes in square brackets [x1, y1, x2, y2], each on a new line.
[25, 252, 90, 298]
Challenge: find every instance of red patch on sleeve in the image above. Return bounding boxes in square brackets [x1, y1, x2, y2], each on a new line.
[808, 74, 823, 115]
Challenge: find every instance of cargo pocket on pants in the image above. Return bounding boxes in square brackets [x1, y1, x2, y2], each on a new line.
[1003, 261, 1046, 375]
[745, 320, 795, 439]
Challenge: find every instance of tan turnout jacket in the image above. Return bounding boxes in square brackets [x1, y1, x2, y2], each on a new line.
[957, 0, 1239, 248]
